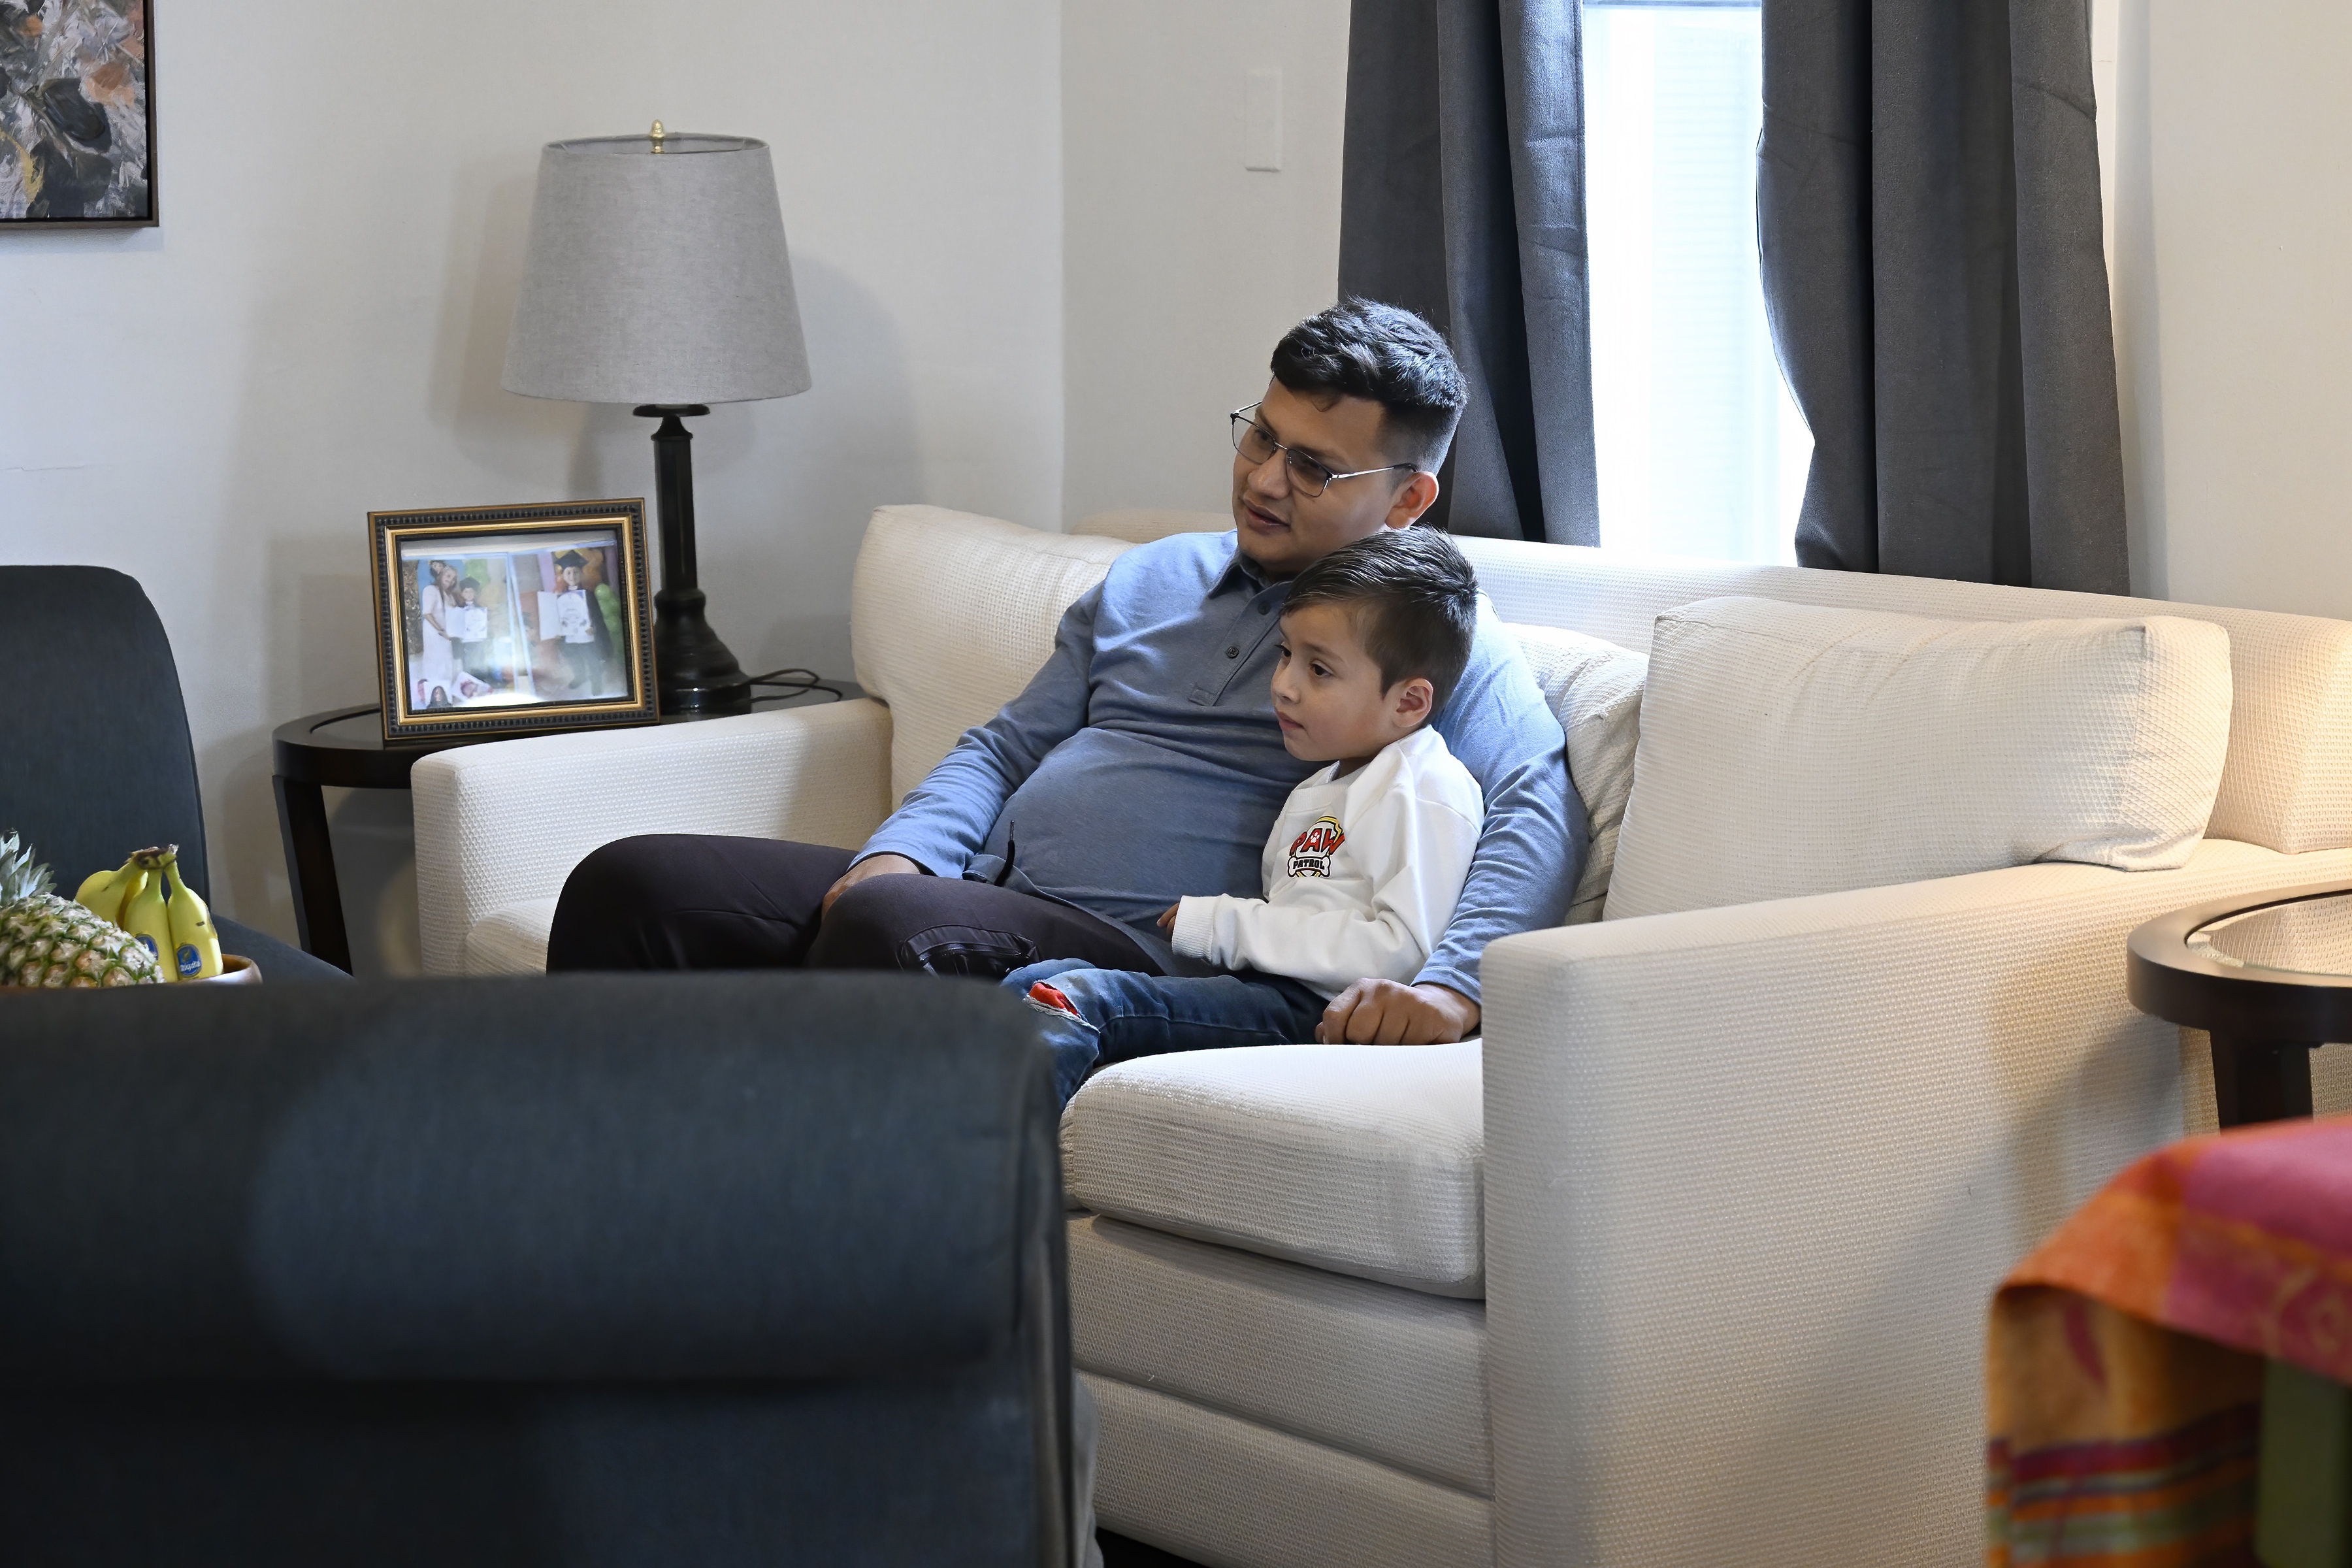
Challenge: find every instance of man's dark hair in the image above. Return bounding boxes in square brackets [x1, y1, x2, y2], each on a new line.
[1283, 527, 1479, 716]
[1270, 298, 1468, 471]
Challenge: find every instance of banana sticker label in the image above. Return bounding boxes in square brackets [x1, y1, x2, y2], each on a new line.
[1288, 816, 1345, 880]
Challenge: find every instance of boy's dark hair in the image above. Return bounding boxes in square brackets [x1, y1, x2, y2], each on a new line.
[1283, 527, 1478, 716]
[459, 576, 482, 595]
[1269, 299, 1468, 471]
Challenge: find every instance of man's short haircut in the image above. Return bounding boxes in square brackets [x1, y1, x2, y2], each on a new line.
[1282, 527, 1479, 716]
[1270, 298, 1469, 472]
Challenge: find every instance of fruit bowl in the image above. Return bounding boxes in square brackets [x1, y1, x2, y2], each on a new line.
[194, 955, 261, 985]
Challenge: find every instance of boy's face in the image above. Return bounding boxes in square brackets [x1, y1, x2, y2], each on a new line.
[1269, 602, 1433, 767]
[459, 586, 478, 606]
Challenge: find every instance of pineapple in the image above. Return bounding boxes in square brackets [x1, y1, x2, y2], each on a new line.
[0, 834, 162, 989]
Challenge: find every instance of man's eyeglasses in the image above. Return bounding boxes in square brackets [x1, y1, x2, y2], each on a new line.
[1230, 404, 1418, 499]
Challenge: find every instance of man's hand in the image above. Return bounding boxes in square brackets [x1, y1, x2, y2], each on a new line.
[821, 853, 924, 915]
[1157, 902, 1181, 932]
[1317, 980, 1480, 1045]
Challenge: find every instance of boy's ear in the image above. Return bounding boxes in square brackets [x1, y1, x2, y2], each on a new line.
[1390, 676, 1434, 727]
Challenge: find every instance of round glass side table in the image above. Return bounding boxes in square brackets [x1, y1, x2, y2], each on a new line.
[2128, 882, 2352, 1127]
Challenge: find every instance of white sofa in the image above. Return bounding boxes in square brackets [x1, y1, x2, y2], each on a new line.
[414, 505, 2352, 1567]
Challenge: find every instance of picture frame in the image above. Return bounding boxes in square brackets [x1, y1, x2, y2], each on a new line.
[0, 0, 157, 229]
[368, 500, 657, 743]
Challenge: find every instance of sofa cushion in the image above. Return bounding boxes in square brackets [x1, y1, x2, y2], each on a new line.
[1607, 596, 2235, 919]
[851, 507, 1131, 805]
[1073, 509, 1230, 544]
[1062, 1041, 1485, 1298]
[1070, 1216, 1492, 1495]
[1507, 624, 1645, 923]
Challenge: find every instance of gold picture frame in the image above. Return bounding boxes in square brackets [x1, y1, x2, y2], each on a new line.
[368, 500, 657, 742]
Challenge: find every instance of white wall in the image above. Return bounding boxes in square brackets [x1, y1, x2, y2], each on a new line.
[2106, 0, 2352, 616]
[1061, 0, 1351, 522]
[0, 0, 1062, 958]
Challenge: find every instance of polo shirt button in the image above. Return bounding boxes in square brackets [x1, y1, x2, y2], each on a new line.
[1226, 645, 1240, 659]
[1258, 603, 1271, 615]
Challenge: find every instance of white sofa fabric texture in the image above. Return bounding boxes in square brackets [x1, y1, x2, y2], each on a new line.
[409, 509, 2352, 1567]
[1607, 596, 2234, 919]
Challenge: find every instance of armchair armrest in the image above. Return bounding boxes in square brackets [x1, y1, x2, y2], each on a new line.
[1477, 839, 2352, 1568]
[412, 700, 892, 975]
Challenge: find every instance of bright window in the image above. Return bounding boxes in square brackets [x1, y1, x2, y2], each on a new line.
[1582, 0, 1810, 563]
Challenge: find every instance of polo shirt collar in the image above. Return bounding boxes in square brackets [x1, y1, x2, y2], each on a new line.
[1212, 536, 1277, 597]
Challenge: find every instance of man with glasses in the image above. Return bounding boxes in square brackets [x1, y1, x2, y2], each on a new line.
[547, 299, 1581, 1048]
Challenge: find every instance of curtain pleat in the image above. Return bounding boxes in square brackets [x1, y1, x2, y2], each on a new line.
[1759, 0, 2128, 591]
[1340, 0, 1599, 546]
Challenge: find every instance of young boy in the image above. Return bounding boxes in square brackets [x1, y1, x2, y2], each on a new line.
[1003, 526, 1486, 1103]
[453, 575, 495, 685]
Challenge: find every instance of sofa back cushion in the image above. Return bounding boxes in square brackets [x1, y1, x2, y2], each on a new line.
[1605, 596, 2234, 919]
[852, 507, 1130, 804]
[1506, 625, 1646, 923]
[1071, 508, 1230, 544]
[1458, 538, 2352, 857]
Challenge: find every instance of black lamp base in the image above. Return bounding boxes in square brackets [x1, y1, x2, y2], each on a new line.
[636, 403, 754, 719]
[653, 585, 754, 717]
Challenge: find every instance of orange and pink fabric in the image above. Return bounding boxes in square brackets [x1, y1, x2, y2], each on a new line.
[1985, 1113, 2352, 1565]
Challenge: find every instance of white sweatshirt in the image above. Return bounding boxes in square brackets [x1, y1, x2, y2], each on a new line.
[1169, 725, 1485, 998]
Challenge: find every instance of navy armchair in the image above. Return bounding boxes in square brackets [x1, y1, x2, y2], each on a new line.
[0, 972, 1075, 1565]
[0, 564, 345, 980]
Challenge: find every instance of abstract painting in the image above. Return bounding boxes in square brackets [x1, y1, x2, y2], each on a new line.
[0, 0, 152, 226]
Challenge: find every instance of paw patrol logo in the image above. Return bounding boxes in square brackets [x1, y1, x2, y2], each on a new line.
[1287, 815, 1345, 879]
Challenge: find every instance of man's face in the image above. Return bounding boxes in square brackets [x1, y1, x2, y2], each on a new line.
[1230, 380, 1429, 578]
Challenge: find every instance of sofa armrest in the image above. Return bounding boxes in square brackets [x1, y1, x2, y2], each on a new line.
[1477, 840, 2352, 1568]
[412, 700, 893, 975]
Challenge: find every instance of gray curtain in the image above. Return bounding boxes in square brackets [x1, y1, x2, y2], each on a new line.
[1339, 0, 1597, 545]
[1759, 0, 2127, 591]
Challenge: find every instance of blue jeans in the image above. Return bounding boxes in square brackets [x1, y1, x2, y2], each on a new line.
[1004, 960, 1328, 1105]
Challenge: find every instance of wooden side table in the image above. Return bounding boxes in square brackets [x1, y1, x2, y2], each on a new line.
[273, 683, 858, 973]
[272, 707, 514, 973]
[2126, 881, 2352, 1128]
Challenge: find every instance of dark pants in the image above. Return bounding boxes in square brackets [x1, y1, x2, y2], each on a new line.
[544, 835, 1164, 979]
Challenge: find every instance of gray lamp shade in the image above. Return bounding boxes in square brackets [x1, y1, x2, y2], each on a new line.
[502, 133, 812, 406]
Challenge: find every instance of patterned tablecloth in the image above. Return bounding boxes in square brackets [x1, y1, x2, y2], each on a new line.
[1985, 1114, 2352, 1565]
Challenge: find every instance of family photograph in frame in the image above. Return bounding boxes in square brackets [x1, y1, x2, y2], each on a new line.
[368, 500, 656, 742]
[0, 0, 155, 227]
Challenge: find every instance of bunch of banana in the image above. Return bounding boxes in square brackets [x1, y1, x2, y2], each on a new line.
[74, 845, 223, 981]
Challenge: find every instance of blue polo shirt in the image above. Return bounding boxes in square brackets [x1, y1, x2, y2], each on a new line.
[858, 530, 1583, 1000]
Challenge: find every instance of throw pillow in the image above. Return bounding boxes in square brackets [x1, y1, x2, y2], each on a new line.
[1506, 624, 1647, 923]
[1606, 596, 2234, 920]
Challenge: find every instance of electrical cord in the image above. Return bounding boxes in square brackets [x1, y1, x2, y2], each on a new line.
[743, 667, 846, 706]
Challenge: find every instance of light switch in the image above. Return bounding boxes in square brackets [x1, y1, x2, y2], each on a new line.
[1245, 69, 1282, 172]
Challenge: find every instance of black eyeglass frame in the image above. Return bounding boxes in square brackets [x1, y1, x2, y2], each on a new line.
[1230, 404, 1420, 498]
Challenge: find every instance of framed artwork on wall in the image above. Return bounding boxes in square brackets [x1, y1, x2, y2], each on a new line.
[368, 500, 659, 742]
[0, 0, 157, 229]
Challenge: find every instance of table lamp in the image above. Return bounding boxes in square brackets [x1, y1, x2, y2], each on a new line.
[502, 123, 811, 717]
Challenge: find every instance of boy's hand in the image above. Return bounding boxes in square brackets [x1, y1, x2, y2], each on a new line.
[1317, 980, 1479, 1045]
[1156, 902, 1181, 932]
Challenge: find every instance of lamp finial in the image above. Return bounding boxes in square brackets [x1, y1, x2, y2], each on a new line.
[649, 120, 666, 152]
